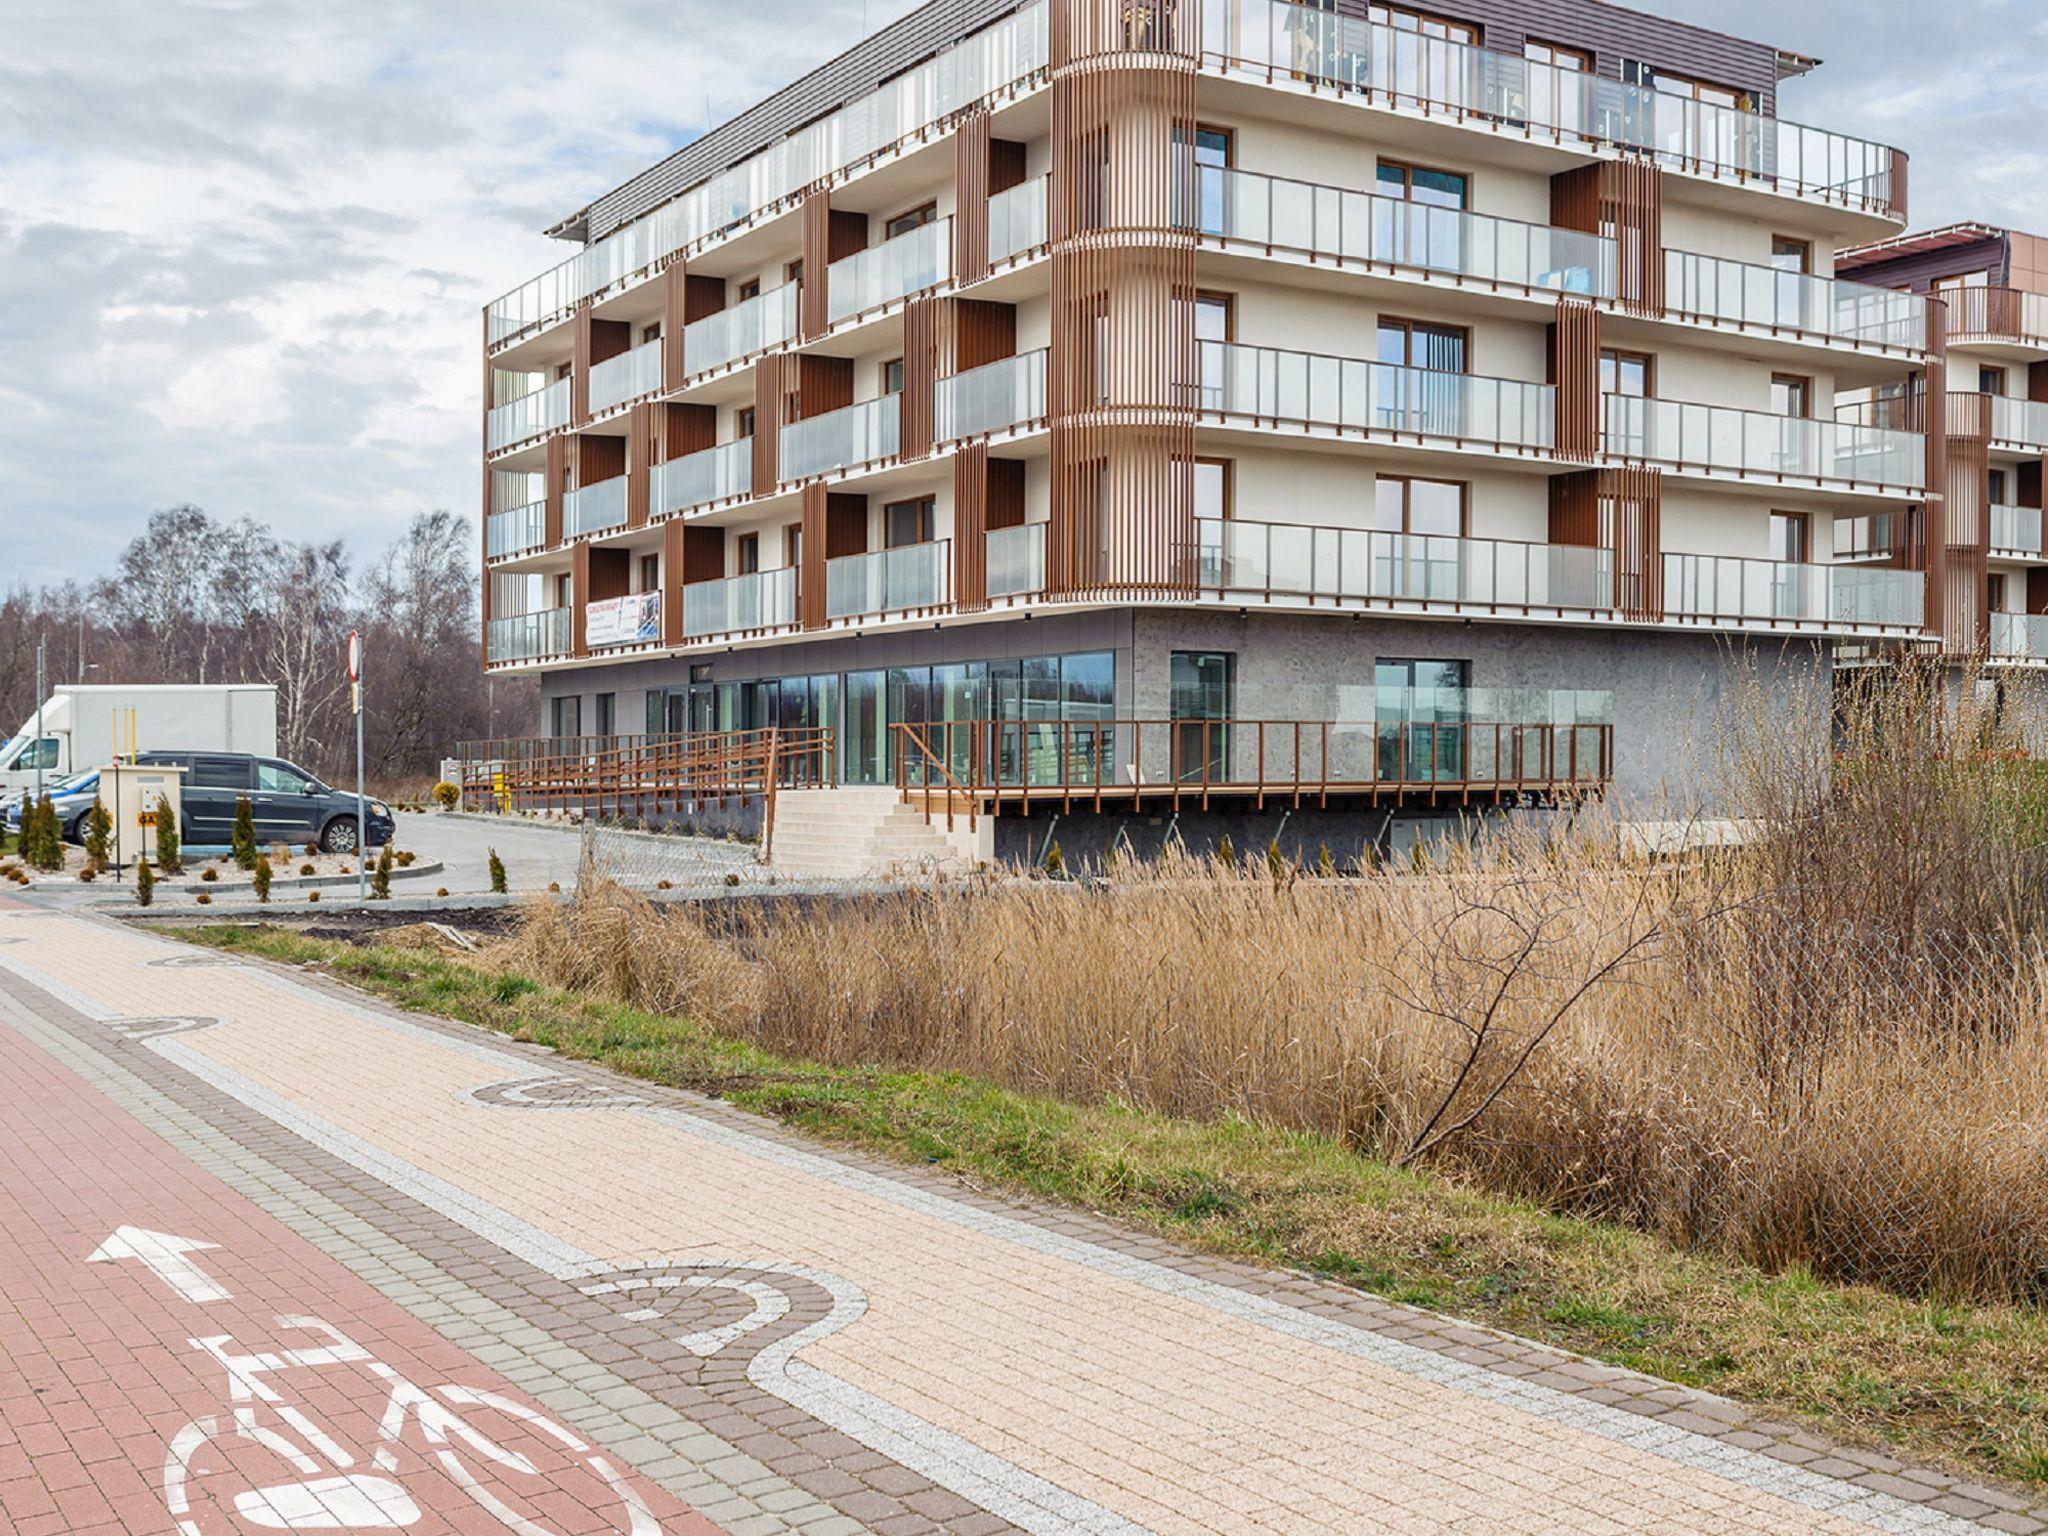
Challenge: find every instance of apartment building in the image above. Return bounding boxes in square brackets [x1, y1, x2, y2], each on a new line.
[1836, 225, 2048, 671]
[478, 0, 1933, 846]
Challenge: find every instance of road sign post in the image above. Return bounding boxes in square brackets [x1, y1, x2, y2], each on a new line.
[345, 631, 365, 903]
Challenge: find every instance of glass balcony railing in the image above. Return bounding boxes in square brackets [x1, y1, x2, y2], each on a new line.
[1201, 0, 1903, 217]
[1191, 344, 1553, 450]
[1195, 518, 1615, 612]
[781, 395, 902, 483]
[485, 501, 546, 560]
[563, 475, 628, 538]
[1991, 504, 2045, 557]
[486, 377, 571, 452]
[683, 567, 797, 637]
[987, 522, 1046, 598]
[829, 217, 951, 324]
[1988, 395, 2048, 452]
[1992, 612, 2048, 660]
[587, 338, 664, 415]
[652, 438, 752, 517]
[486, 608, 571, 664]
[989, 176, 1049, 264]
[682, 284, 799, 376]
[826, 540, 952, 619]
[935, 349, 1048, 442]
[485, 0, 1049, 347]
[1663, 553, 1924, 629]
[1603, 395, 1924, 490]
[1942, 287, 2048, 347]
[1194, 164, 1615, 297]
[1664, 251, 1929, 352]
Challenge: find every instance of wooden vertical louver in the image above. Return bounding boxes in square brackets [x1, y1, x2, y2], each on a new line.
[954, 441, 990, 612]
[1549, 466, 1662, 621]
[660, 521, 685, 646]
[1946, 387, 1990, 655]
[1047, 0, 1199, 601]
[624, 404, 654, 530]
[1549, 298, 1600, 463]
[955, 109, 992, 287]
[752, 357, 787, 494]
[543, 435, 568, 549]
[1551, 162, 1663, 318]
[799, 482, 827, 631]
[800, 193, 831, 341]
[902, 297, 940, 460]
[571, 302, 594, 425]
[570, 542, 591, 657]
[661, 263, 690, 391]
[479, 314, 492, 655]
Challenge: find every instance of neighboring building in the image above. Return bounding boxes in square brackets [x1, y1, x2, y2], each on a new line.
[478, 0, 1934, 852]
[1835, 224, 2048, 671]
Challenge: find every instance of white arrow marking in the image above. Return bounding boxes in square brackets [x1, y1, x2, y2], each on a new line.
[87, 1227, 232, 1303]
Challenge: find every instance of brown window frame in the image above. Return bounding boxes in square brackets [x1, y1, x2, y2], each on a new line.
[1375, 158, 1472, 209]
[1523, 38, 1590, 71]
[1598, 347, 1654, 398]
[735, 532, 761, 576]
[1193, 457, 1235, 522]
[640, 321, 663, 345]
[1378, 316, 1471, 371]
[639, 553, 660, 591]
[1193, 290, 1236, 343]
[882, 494, 937, 548]
[1368, 4, 1479, 44]
[882, 357, 907, 395]
[1771, 372, 1814, 419]
[735, 277, 762, 303]
[1770, 236, 1812, 274]
[736, 405, 757, 439]
[1373, 475, 1469, 537]
[1193, 123, 1234, 166]
[1768, 510, 1811, 564]
[884, 201, 938, 240]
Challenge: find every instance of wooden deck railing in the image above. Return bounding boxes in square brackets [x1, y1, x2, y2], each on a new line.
[891, 718, 1613, 825]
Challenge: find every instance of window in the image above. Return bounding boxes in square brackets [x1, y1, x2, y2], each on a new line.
[1769, 512, 1810, 564]
[884, 496, 936, 548]
[641, 322, 663, 345]
[1980, 366, 2008, 396]
[594, 693, 615, 737]
[192, 756, 250, 789]
[882, 357, 906, 395]
[736, 405, 757, 438]
[785, 258, 804, 286]
[736, 532, 760, 575]
[14, 738, 58, 771]
[639, 554, 660, 591]
[1194, 458, 1233, 521]
[1374, 476, 1464, 535]
[1194, 125, 1232, 168]
[1934, 270, 1992, 292]
[1375, 657, 1470, 782]
[1377, 318, 1467, 371]
[1990, 573, 2011, 612]
[1524, 39, 1589, 70]
[1376, 161, 1468, 209]
[1990, 468, 2011, 505]
[1599, 349, 1652, 397]
[1171, 652, 1234, 783]
[1193, 292, 1235, 343]
[550, 696, 582, 738]
[553, 572, 573, 606]
[256, 760, 313, 794]
[1369, 5, 1479, 43]
[785, 521, 804, 570]
[1623, 61, 1747, 110]
[1770, 237, 1811, 275]
[1193, 125, 1232, 233]
[1771, 373, 1811, 418]
[884, 201, 937, 239]
[736, 278, 761, 303]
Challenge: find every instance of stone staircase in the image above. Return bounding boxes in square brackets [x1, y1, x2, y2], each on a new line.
[767, 787, 991, 879]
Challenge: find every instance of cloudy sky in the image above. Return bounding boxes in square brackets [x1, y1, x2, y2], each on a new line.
[3, 0, 2042, 590]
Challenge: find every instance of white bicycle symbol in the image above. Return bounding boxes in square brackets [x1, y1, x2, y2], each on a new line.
[164, 1314, 661, 1534]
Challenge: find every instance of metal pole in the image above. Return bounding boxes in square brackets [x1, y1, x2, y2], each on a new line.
[355, 674, 367, 904]
[34, 637, 46, 804]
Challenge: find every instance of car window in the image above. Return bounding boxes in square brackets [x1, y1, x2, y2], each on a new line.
[191, 756, 251, 789]
[256, 761, 313, 794]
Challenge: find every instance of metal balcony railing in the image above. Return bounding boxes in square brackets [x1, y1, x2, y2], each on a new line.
[1663, 250, 1929, 352]
[587, 338, 664, 415]
[485, 500, 546, 560]
[1991, 504, 2045, 557]
[683, 567, 798, 637]
[485, 607, 571, 664]
[828, 217, 951, 324]
[1662, 553, 1924, 631]
[683, 284, 799, 376]
[1603, 395, 1924, 491]
[486, 377, 571, 452]
[825, 539, 951, 619]
[989, 176, 1049, 263]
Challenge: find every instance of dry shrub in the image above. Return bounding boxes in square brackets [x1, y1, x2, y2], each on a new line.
[496, 661, 2048, 1303]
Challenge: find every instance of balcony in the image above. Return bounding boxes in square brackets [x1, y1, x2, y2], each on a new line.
[989, 176, 1049, 265]
[1196, 518, 1614, 614]
[588, 338, 663, 416]
[781, 394, 902, 483]
[987, 522, 1046, 598]
[486, 500, 546, 560]
[1196, 164, 1614, 299]
[585, 591, 662, 650]
[683, 567, 798, 638]
[683, 284, 799, 377]
[1992, 612, 2048, 662]
[486, 607, 571, 664]
[1986, 394, 2048, 454]
[1662, 553, 1924, 632]
[829, 216, 951, 325]
[1193, 343, 1554, 452]
[825, 539, 951, 620]
[1603, 396, 1924, 492]
[1663, 251, 1929, 353]
[1200, 0, 1904, 219]
[935, 349, 1048, 442]
[652, 438, 752, 517]
[1991, 504, 2045, 558]
[563, 475, 628, 539]
[1943, 287, 2048, 349]
[487, 377, 571, 453]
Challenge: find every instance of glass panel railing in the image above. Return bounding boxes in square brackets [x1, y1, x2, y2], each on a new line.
[1991, 504, 2045, 556]
[1192, 340, 1371, 428]
[1664, 251, 1928, 352]
[563, 475, 628, 538]
[1663, 553, 1923, 629]
[987, 523, 1046, 598]
[989, 176, 1049, 263]
[828, 217, 951, 324]
[584, 592, 662, 650]
[587, 338, 664, 415]
[485, 608, 571, 664]
[486, 501, 546, 560]
[1195, 164, 1614, 297]
[1368, 362, 1553, 448]
[1194, 519, 1614, 611]
[781, 395, 902, 483]
[826, 540, 952, 619]
[1603, 395, 1924, 489]
[1992, 612, 2048, 660]
[652, 438, 752, 516]
[936, 349, 1048, 441]
[485, 0, 1049, 347]
[683, 567, 797, 637]
[1366, 684, 1614, 786]
[486, 377, 571, 452]
[1201, 0, 1902, 216]
[682, 284, 799, 376]
[1989, 395, 2048, 451]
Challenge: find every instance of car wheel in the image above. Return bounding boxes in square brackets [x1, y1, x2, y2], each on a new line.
[320, 817, 360, 854]
[68, 814, 91, 845]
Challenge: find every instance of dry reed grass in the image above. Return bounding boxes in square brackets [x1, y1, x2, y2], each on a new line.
[496, 660, 2048, 1304]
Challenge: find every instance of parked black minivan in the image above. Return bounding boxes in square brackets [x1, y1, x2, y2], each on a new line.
[135, 752, 394, 852]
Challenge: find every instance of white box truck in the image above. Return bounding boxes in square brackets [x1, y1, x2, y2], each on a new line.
[0, 684, 279, 796]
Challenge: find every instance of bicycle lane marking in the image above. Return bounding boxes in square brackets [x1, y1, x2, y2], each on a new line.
[0, 1001, 723, 1536]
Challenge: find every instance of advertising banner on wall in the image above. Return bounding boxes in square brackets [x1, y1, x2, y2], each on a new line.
[585, 592, 661, 648]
